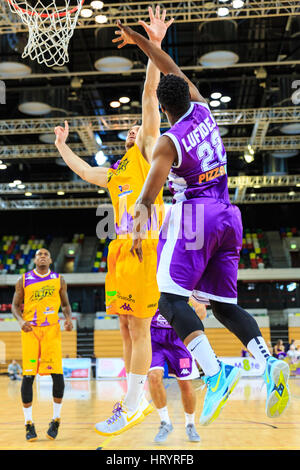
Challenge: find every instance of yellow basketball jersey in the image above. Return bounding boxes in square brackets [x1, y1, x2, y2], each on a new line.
[107, 143, 165, 239]
[22, 269, 61, 327]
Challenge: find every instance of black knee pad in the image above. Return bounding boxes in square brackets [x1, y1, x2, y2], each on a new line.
[158, 292, 204, 342]
[21, 375, 35, 404]
[51, 374, 65, 399]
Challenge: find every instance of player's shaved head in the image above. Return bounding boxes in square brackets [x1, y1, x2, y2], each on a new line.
[34, 248, 52, 269]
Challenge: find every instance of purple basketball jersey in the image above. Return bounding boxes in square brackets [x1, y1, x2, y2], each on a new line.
[163, 101, 229, 203]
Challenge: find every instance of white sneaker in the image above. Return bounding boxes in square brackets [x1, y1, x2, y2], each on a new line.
[94, 401, 145, 436]
[140, 394, 154, 416]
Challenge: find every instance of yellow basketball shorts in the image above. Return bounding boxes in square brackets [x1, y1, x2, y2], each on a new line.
[105, 238, 160, 319]
[21, 322, 63, 376]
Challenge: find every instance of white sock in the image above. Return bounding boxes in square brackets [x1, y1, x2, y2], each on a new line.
[187, 335, 221, 377]
[157, 406, 171, 424]
[124, 373, 147, 412]
[23, 406, 33, 424]
[53, 402, 62, 420]
[185, 412, 195, 426]
[247, 336, 271, 371]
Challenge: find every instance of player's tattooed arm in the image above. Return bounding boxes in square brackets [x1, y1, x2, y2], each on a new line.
[116, 20, 206, 105]
[59, 276, 73, 331]
[54, 120, 108, 188]
[11, 278, 32, 332]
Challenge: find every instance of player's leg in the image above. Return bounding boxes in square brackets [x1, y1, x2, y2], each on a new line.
[21, 329, 39, 441]
[39, 323, 64, 439]
[197, 203, 290, 418]
[177, 379, 200, 442]
[119, 314, 132, 375]
[148, 368, 173, 443]
[157, 201, 242, 425]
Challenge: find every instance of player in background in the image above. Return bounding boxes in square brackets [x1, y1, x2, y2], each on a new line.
[149, 299, 205, 444]
[116, 18, 290, 424]
[11, 248, 73, 441]
[54, 6, 173, 436]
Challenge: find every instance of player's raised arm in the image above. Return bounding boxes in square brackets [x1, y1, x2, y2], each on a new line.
[113, 6, 174, 163]
[54, 120, 108, 187]
[116, 19, 206, 104]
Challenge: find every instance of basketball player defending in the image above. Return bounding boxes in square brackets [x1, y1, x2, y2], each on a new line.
[54, 6, 173, 436]
[149, 299, 205, 443]
[11, 248, 73, 441]
[117, 19, 290, 424]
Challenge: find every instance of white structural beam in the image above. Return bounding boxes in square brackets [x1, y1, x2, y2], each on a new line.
[0, 107, 298, 135]
[1, 174, 300, 195]
[2, 135, 300, 160]
[1, 1, 300, 34]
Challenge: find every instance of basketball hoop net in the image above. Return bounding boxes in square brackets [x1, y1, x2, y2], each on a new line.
[6, 0, 84, 67]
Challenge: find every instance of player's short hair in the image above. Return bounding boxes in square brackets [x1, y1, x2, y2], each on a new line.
[156, 74, 190, 115]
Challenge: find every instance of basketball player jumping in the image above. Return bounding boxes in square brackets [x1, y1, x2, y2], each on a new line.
[11, 248, 73, 441]
[54, 6, 173, 436]
[116, 19, 291, 424]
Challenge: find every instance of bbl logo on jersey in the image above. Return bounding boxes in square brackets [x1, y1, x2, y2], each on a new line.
[30, 285, 55, 302]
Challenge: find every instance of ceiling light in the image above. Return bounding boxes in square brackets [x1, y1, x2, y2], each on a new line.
[9, 182, 15, 187]
[289, 191, 296, 196]
[95, 14, 107, 24]
[39, 133, 56, 143]
[25, 192, 32, 196]
[95, 150, 107, 166]
[110, 100, 120, 108]
[118, 131, 127, 141]
[217, 7, 229, 16]
[296, 183, 300, 187]
[210, 100, 220, 107]
[17, 184, 26, 189]
[0, 62, 31, 78]
[0, 164, 7, 169]
[80, 8, 93, 17]
[272, 150, 298, 158]
[18, 101, 52, 116]
[254, 185, 261, 189]
[280, 123, 300, 135]
[251, 193, 256, 197]
[91, 1, 104, 9]
[232, 0, 244, 8]
[98, 189, 105, 194]
[119, 96, 130, 104]
[211, 92, 222, 100]
[244, 153, 254, 163]
[218, 126, 229, 137]
[121, 105, 131, 111]
[199, 50, 239, 68]
[57, 191, 65, 195]
[220, 96, 231, 103]
[13, 179, 22, 185]
[94, 56, 133, 73]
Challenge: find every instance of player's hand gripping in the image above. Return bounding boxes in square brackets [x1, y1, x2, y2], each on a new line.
[113, 5, 174, 49]
[54, 120, 69, 146]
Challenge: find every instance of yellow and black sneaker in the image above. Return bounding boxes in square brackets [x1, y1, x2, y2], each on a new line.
[25, 421, 37, 442]
[46, 418, 60, 440]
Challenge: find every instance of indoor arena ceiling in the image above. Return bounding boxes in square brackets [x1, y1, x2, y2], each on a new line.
[0, 0, 300, 208]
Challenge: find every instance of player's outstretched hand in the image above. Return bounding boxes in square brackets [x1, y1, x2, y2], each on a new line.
[64, 318, 73, 331]
[113, 20, 136, 49]
[139, 6, 174, 45]
[130, 237, 143, 263]
[54, 120, 69, 146]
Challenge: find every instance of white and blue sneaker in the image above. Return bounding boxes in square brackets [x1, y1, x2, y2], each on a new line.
[263, 356, 290, 418]
[200, 362, 242, 426]
[94, 401, 145, 436]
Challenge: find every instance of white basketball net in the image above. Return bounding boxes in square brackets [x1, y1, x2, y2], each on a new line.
[7, 0, 83, 67]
